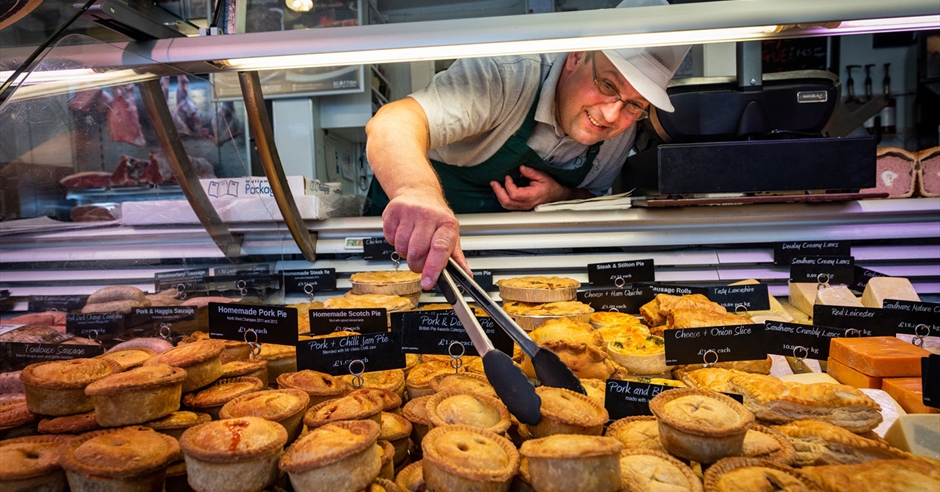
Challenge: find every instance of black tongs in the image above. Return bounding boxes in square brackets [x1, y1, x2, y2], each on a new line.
[438, 259, 585, 425]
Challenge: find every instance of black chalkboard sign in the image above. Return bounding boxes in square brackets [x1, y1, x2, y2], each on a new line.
[762, 38, 828, 73]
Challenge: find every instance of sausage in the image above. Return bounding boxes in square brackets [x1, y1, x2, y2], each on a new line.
[180, 296, 236, 308]
[108, 337, 173, 354]
[0, 371, 24, 395]
[7, 313, 57, 326]
[81, 299, 148, 314]
[86, 286, 147, 304]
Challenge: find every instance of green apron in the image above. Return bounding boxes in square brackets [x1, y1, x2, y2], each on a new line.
[368, 89, 601, 215]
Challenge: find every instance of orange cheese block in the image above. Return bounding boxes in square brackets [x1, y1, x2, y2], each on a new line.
[826, 357, 883, 389]
[829, 336, 929, 377]
[882, 377, 940, 414]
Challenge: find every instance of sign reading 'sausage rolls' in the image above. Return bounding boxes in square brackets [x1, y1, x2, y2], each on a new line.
[208, 302, 297, 346]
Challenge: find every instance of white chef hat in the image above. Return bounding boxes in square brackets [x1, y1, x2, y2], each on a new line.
[601, 0, 691, 112]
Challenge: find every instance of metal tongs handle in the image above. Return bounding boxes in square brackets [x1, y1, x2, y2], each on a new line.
[444, 259, 585, 395]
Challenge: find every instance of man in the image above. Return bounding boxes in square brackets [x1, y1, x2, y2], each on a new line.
[365, 0, 689, 289]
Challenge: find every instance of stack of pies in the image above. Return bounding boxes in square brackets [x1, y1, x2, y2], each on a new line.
[21, 358, 121, 416]
[220, 389, 310, 443]
[350, 270, 423, 307]
[182, 376, 265, 419]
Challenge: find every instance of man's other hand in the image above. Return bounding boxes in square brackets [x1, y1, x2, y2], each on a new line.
[490, 165, 585, 210]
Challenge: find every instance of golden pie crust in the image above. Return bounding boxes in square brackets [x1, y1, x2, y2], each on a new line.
[182, 376, 265, 419]
[83, 363, 187, 427]
[219, 389, 310, 444]
[21, 358, 120, 416]
[347, 388, 402, 415]
[739, 424, 797, 465]
[772, 420, 916, 466]
[800, 459, 940, 492]
[590, 311, 645, 330]
[0, 434, 73, 489]
[98, 347, 156, 371]
[426, 391, 511, 434]
[143, 339, 225, 393]
[280, 420, 382, 492]
[351, 270, 422, 296]
[430, 373, 497, 399]
[421, 424, 519, 492]
[304, 391, 385, 428]
[378, 439, 396, 480]
[0, 395, 37, 435]
[380, 412, 413, 465]
[142, 410, 211, 441]
[325, 294, 414, 311]
[367, 476, 405, 492]
[179, 331, 251, 363]
[221, 358, 269, 386]
[255, 343, 298, 382]
[703, 457, 822, 492]
[395, 460, 425, 492]
[605, 416, 668, 453]
[406, 362, 463, 399]
[277, 369, 349, 405]
[180, 416, 287, 492]
[521, 318, 614, 380]
[343, 369, 406, 399]
[649, 387, 755, 464]
[497, 276, 579, 303]
[60, 426, 179, 488]
[580, 378, 607, 407]
[37, 410, 100, 435]
[402, 395, 434, 446]
[520, 434, 622, 492]
[504, 301, 594, 331]
[528, 386, 609, 438]
[619, 448, 703, 492]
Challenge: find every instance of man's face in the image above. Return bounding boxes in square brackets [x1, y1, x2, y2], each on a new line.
[555, 51, 649, 145]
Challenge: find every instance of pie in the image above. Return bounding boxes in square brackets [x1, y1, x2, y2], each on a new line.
[37, 410, 100, 435]
[380, 411, 413, 465]
[349, 388, 404, 414]
[406, 361, 463, 399]
[276, 369, 349, 405]
[618, 449, 703, 492]
[142, 410, 211, 441]
[648, 387, 755, 464]
[221, 359, 270, 387]
[20, 358, 120, 416]
[497, 276, 580, 303]
[772, 420, 916, 466]
[0, 434, 73, 492]
[180, 416, 288, 492]
[580, 378, 607, 407]
[426, 390, 511, 434]
[519, 434, 623, 492]
[430, 373, 497, 399]
[351, 270, 422, 296]
[395, 460, 425, 492]
[0, 395, 37, 438]
[143, 339, 225, 392]
[527, 386, 608, 438]
[98, 347, 156, 371]
[606, 334, 671, 376]
[704, 457, 822, 492]
[342, 369, 406, 399]
[378, 439, 396, 480]
[291, 301, 325, 334]
[179, 331, 251, 363]
[800, 459, 940, 492]
[605, 416, 668, 453]
[421, 424, 519, 492]
[739, 425, 797, 465]
[402, 395, 434, 447]
[182, 376, 265, 419]
[503, 300, 594, 332]
[366, 477, 404, 491]
[640, 293, 727, 327]
[673, 357, 774, 379]
[60, 426, 180, 491]
[279, 420, 382, 492]
[219, 389, 311, 444]
[520, 318, 614, 380]
[324, 294, 415, 312]
[84, 363, 187, 427]
[254, 343, 298, 383]
[304, 391, 385, 428]
[590, 311, 645, 330]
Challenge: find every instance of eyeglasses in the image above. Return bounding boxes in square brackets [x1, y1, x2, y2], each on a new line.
[591, 54, 649, 121]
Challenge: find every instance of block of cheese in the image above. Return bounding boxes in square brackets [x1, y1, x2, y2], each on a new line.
[830, 336, 930, 377]
[788, 283, 863, 317]
[779, 300, 811, 324]
[916, 146, 940, 198]
[861, 147, 916, 198]
[884, 414, 940, 459]
[815, 285, 864, 307]
[826, 357, 883, 389]
[777, 371, 840, 385]
[789, 282, 819, 317]
[882, 377, 940, 414]
[861, 277, 920, 308]
[730, 279, 794, 322]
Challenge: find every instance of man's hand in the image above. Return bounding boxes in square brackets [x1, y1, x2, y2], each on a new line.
[382, 190, 469, 290]
[490, 165, 592, 210]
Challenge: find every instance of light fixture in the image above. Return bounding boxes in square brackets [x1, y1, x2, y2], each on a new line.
[285, 0, 314, 13]
[0, 68, 157, 101]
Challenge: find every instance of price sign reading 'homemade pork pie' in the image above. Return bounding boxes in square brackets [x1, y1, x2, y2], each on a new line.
[208, 302, 297, 346]
[297, 331, 405, 376]
[664, 325, 767, 366]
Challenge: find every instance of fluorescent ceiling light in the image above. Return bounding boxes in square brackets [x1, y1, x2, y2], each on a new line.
[0, 68, 157, 101]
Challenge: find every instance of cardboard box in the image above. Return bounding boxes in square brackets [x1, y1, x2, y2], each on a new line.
[199, 176, 315, 199]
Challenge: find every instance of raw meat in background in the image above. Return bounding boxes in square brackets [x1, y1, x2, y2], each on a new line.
[109, 155, 150, 187]
[150, 148, 217, 180]
[68, 88, 112, 116]
[60, 171, 112, 189]
[210, 101, 242, 146]
[172, 75, 203, 137]
[107, 84, 146, 147]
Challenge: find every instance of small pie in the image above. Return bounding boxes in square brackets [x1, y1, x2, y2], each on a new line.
[183, 376, 265, 419]
[513, 457, 535, 492]
[395, 460, 425, 492]
[142, 410, 211, 441]
[366, 476, 406, 492]
[605, 416, 668, 453]
[221, 359, 270, 387]
[219, 389, 310, 444]
[0, 396, 37, 438]
[420, 303, 488, 317]
[738, 425, 797, 465]
[497, 276, 580, 303]
[304, 391, 384, 428]
[350, 388, 404, 414]
[402, 396, 434, 446]
[504, 301, 594, 331]
[378, 439, 396, 480]
[519, 434, 622, 492]
[772, 420, 916, 466]
[143, 339, 225, 393]
[527, 386, 608, 438]
[84, 363, 187, 427]
[277, 369, 349, 405]
[342, 369, 406, 399]
[324, 294, 414, 312]
[291, 301, 325, 334]
[180, 416, 287, 492]
[648, 387, 755, 464]
[0, 434, 73, 492]
[606, 334, 672, 376]
[179, 331, 251, 363]
[37, 410, 100, 435]
[430, 373, 497, 399]
[279, 420, 382, 492]
[703, 457, 822, 492]
[800, 459, 940, 492]
[421, 424, 519, 492]
[379, 411, 413, 465]
[520, 318, 614, 380]
[20, 358, 120, 416]
[255, 343, 298, 383]
[406, 362, 463, 399]
[426, 390, 511, 434]
[618, 449, 703, 492]
[98, 347, 156, 371]
[60, 426, 180, 491]
[351, 270, 422, 296]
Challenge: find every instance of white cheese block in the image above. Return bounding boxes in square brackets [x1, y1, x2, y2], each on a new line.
[815, 285, 864, 307]
[788, 282, 819, 317]
[884, 414, 940, 459]
[778, 372, 840, 384]
[861, 277, 920, 308]
[788, 283, 863, 317]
